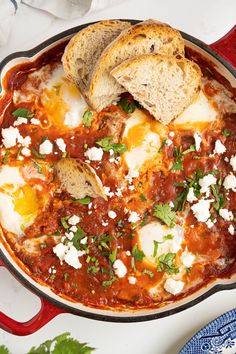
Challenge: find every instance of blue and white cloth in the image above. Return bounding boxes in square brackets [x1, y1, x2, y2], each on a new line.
[0, 0, 123, 46]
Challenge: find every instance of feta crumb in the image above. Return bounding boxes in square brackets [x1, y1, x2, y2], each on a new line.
[108, 210, 117, 219]
[102, 221, 109, 226]
[88, 202, 93, 209]
[53, 243, 68, 262]
[219, 208, 234, 221]
[180, 250, 195, 268]
[224, 157, 229, 162]
[230, 155, 236, 171]
[55, 138, 66, 152]
[13, 117, 28, 126]
[39, 140, 53, 155]
[70, 226, 77, 233]
[65, 232, 74, 240]
[194, 132, 202, 151]
[18, 135, 31, 147]
[104, 186, 114, 198]
[214, 139, 226, 154]
[128, 185, 135, 191]
[115, 187, 123, 197]
[164, 278, 184, 295]
[128, 276, 136, 284]
[128, 211, 140, 223]
[191, 199, 213, 222]
[169, 201, 174, 208]
[199, 174, 217, 196]
[187, 187, 197, 203]
[113, 259, 127, 278]
[64, 246, 85, 269]
[228, 224, 235, 235]
[166, 139, 173, 146]
[85, 147, 103, 161]
[126, 251, 131, 256]
[169, 131, 175, 138]
[21, 147, 31, 157]
[68, 215, 80, 225]
[1, 127, 20, 148]
[223, 173, 236, 191]
[30, 118, 40, 125]
[206, 219, 214, 228]
[80, 237, 88, 245]
[125, 170, 139, 184]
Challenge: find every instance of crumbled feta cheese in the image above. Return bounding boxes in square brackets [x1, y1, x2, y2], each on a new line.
[55, 138, 66, 152]
[128, 211, 140, 223]
[113, 259, 127, 278]
[187, 187, 197, 203]
[65, 232, 74, 240]
[115, 187, 123, 197]
[206, 219, 214, 228]
[39, 140, 53, 155]
[223, 173, 236, 191]
[199, 174, 217, 196]
[128, 185, 135, 191]
[214, 139, 226, 154]
[181, 250, 195, 268]
[48, 266, 56, 274]
[169, 131, 175, 138]
[169, 201, 174, 208]
[219, 208, 234, 221]
[88, 202, 92, 209]
[128, 276, 136, 284]
[104, 186, 114, 198]
[125, 170, 139, 184]
[13, 117, 28, 126]
[108, 210, 117, 219]
[68, 215, 80, 225]
[228, 224, 235, 235]
[230, 155, 236, 171]
[70, 226, 77, 233]
[18, 135, 31, 147]
[191, 199, 213, 222]
[224, 157, 229, 162]
[21, 147, 31, 157]
[126, 251, 131, 256]
[1, 127, 20, 148]
[53, 243, 68, 262]
[109, 149, 114, 156]
[30, 118, 40, 125]
[85, 147, 103, 161]
[164, 278, 184, 295]
[80, 237, 88, 245]
[166, 139, 173, 146]
[102, 221, 108, 226]
[64, 246, 85, 269]
[194, 132, 202, 151]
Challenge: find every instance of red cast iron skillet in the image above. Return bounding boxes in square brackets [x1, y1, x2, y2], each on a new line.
[0, 19, 236, 336]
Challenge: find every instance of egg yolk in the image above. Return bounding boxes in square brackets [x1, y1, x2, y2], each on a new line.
[13, 185, 39, 222]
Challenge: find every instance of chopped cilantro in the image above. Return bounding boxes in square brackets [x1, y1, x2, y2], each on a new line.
[72, 227, 86, 249]
[158, 138, 167, 153]
[64, 272, 69, 281]
[31, 159, 43, 174]
[74, 196, 91, 205]
[139, 193, 147, 202]
[96, 136, 127, 154]
[87, 266, 99, 275]
[16, 147, 23, 160]
[211, 185, 226, 211]
[12, 107, 34, 118]
[182, 144, 196, 155]
[173, 188, 189, 212]
[163, 234, 174, 241]
[102, 276, 117, 287]
[153, 240, 159, 258]
[171, 160, 184, 171]
[140, 215, 148, 227]
[60, 216, 70, 229]
[31, 147, 46, 159]
[132, 244, 145, 261]
[142, 269, 154, 278]
[2, 150, 10, 164]
[222, 128, 231, 137]
[82, 110, 93, 127]
[0, 346, 10, 354]
[118, 97, 136, 113]
[156, 253, 179, 274]
[109, 248, 117, 263]
[153, 203, 176, 227]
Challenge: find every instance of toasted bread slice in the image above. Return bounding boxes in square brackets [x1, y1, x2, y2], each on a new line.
[62, 20, 131, 96]
[111, 53, 202, 124]
[88, 19, 185, 111]
[54, 158, 107, 200]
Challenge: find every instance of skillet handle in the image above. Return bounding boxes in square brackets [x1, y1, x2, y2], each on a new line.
[209, 25, 236, 69]
[0, 260, 66, 336]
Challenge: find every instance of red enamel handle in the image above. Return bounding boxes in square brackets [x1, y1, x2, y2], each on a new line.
[0, 259, 66, 336]
[209, 25, 236, 69]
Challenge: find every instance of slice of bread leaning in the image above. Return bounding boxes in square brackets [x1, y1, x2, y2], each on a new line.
[88, 19, 185, 111]
[62, 20, 131, 97]
[111, 53, 202, 124]
[54, 158, 107, 200]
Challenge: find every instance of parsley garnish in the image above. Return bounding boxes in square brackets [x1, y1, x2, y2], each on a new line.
[109, 248, 117, 263]
[82, 110, 93, 127]
[12, 107, 34, 118]
[132, 244, 145, 261]
[31, 159, 43, 174]
[2, 150, 10, 164]
[96, 136, 127, 154]
[31, 147, 46, 159]
[140, 215, 148, 227]
[222, 128, 231, 137]
[142, 269, 154, 278]
[211, 185, 226, 211]
[139, 193, 147, 202]
[171, 160, 184, 171]
[102, 276, 117, 287]
[73, 196, 91, 205]
[163, 234, 174, 241]
[118, 97, 136, 113]
[156, 253, 179, 274]
[87, 266, 99, 275]
[60, 216, 70, 229]
[153, 240, 159, 258]
[158, 138, 167, 153]
[153, 203, 176, 227]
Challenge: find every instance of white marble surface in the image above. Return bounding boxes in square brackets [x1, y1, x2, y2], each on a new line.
[0, 0, 236, 353]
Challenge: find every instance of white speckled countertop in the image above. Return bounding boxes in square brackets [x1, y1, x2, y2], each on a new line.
[0, 0, 236, 353]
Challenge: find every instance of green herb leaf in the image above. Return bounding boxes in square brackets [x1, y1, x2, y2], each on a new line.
[174, 188, 189, 212]
[109, 248, 117, 263]
[139, 193, 147, 202]
[211, 185, 226, 211]
[12, 107, 34, 118]
[2, 150, 10, 164]
[0, 345, 10, 354]
[140, 215, 148, 227]
[153, 203, 176, 227]
[87, 266, 99, 275]
[102, 276, 117, 287]
[64, 273, 69, 281]
[96, 136, 127, 154]
[132, 244, 145, 261]
[163, 234, 174, 241]
[183, 144, 196, 155]
[31, 147, 46, 159]
[82, 110, 93, 128]
[156, 253, 179, 274]
[222, 128, 231, 137]
[153, 240, 159, 258]
[118, 97, 136, 113]
[72, 227, 86, 249]
[31, 159, 43, 174]
[142, 269, 154, 278]
[74, 196, 91, 205]
[171, 160, 184, 171]
[16, 147, 23, 160]
[158, 138, 167, 153]
[60, 216, 70, 229]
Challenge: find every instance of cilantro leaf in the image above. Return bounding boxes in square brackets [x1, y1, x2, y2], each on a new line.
[153, 240, 159, 258]
[132, 244, 145, 261]
[171, 160, 184, 171]
[31, 147, 46, 159]
[156, 253, 179, 274]
[158, 138, 167, 153]
[0, 346, 10, 354]
[82, 111, 93, 128]
[73, 196, 91, 205]
[96, 137, 127, 154]
[2, 150, 10, 164]
[139, 193, 147, 202]
[222, 128, 231, 137]
[12, 107, 34, 118]
[109, 248, 117, 263]
[72, 227, 86, 249]
[102, 276, 117, 287]
[60, 216, 70, 229]
[142, 269, 154, 278]
[118, 97, 136, 113]
[153, 203, 176, 227]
